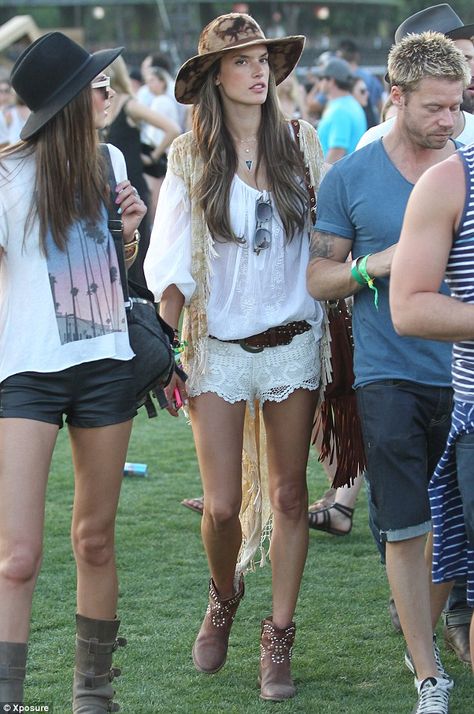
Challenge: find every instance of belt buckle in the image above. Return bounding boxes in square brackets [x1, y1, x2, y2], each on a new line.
[239, 339, 264, 354]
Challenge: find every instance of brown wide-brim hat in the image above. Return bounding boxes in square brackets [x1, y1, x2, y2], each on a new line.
[10, 32, 122, 140]
[175, 13, 305, 105]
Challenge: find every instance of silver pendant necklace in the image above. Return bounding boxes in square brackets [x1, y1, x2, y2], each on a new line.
[235, 135, 257, 172]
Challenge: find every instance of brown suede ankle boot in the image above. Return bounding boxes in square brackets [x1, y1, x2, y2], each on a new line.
[0, 641, 27, 704]
[73, 615, 127, 713]
[259, 618, 296, 701]
[192, 576, 244, 674]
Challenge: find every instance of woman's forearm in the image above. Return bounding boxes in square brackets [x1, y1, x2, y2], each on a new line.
[159, 283, 185, 331]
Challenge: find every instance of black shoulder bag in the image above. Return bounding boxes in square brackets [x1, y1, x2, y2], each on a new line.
[100, 144, 178, 417]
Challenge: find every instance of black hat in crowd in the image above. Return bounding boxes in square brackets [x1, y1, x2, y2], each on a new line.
[395, 4, 474, 43]
[10, 32, 123, 140]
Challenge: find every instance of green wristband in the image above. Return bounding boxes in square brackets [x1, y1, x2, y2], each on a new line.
[357, 254, 379, 309]
[351, 258, 366, 286]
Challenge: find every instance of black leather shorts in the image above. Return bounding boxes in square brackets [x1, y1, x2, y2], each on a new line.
[0, 358, 136, 428]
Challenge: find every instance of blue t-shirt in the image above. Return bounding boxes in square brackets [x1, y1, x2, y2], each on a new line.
[315, 139, 452, 389]
[317, 95, 367, 156]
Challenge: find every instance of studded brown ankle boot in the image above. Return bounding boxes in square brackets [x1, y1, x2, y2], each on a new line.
[259, 618, 296, 701]
[192, 576, 244, 674]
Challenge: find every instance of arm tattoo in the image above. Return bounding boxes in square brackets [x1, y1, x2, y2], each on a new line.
[309, 230, 337, 261]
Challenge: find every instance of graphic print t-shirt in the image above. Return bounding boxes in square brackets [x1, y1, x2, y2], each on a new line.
[46, 207, 126, 345]
[0, 144, 134, 382]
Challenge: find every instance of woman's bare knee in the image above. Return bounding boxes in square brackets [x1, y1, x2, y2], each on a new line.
[270, 480, 307, 517]
[204, 500, 241, 529]
[72, 528, 114, 568]
[0, 542, 42, 585]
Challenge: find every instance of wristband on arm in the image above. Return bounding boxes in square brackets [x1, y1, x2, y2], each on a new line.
[350, 254, 379, 309]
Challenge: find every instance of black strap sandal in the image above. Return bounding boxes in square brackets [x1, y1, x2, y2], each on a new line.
[308, 502, 354, 536]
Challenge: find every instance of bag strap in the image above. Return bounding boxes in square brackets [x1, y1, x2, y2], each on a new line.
[290, 119, 316, 225]
[99, 143, 131, 309]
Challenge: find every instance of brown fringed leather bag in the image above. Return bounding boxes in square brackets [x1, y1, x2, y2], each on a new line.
[312, 299, 366, 487]
[291, 120, 366, 488]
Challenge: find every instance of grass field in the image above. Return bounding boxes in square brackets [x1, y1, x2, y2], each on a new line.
[27, 409, 472, 713]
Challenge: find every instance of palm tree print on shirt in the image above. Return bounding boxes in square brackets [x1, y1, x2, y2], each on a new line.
[46, 207, 127, 344]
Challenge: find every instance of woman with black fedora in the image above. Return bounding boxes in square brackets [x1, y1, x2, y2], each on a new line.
[0, 32, 146, 710]
[145, 12, 325, 700]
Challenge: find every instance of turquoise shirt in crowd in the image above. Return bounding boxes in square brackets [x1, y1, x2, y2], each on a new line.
[317, 95, 367, 157]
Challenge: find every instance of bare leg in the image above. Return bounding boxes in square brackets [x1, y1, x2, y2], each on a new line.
[424, 531, 454, 629]
[309, 472, 364, 533]
[188, 393, 246, 599]
[386, 536, 439, 681]
[70, 420, 132, 619]
[264, 389, 318, 628]
[0, 419, 58, 641]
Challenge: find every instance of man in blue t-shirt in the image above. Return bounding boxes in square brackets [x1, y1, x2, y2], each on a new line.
[307, 32, 470, 714]
[314, 57, 367, 163]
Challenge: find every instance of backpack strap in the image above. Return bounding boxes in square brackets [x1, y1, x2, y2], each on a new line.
[99, 143, 131, 309]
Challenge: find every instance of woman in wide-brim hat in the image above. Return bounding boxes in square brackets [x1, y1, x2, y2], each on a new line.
[145, 12, 326, 700]
[0, 32, 146, 710]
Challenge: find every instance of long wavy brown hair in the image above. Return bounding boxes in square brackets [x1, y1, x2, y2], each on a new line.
[192, 65, 308, 243]
[0, 89, 108, 254]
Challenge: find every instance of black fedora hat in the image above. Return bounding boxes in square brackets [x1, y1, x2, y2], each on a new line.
[395, 4, 474, 43]
[10, 32, 123, 140]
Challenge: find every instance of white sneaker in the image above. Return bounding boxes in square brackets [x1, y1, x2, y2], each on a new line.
[404, 635, 453, 689]
[412, 677, 450, 714]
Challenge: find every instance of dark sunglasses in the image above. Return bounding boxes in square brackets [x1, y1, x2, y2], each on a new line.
[91, 75, 111, 99]
[254, 195, 272, 255]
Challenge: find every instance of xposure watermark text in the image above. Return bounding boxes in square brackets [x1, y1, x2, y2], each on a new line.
[0, 705, 52, 712]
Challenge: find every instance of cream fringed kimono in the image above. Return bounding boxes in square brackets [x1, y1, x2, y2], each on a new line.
[145, 120, 330, 571]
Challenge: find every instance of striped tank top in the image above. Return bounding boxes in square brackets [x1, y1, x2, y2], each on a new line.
[429, 143, 474, 605]
[445, 143, 474, 402]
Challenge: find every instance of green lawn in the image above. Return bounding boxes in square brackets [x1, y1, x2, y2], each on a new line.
[27, 409, 472, 713]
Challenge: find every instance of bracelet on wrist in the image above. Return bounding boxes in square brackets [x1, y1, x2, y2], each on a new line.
[124, 229, 141, 247]
[124, 242, 139, 262]
[356, 254, 379, 309]
[350, 258, 366, 287]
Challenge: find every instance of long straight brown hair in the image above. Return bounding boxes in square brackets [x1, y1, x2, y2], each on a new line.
[23, 89, 108, 254]
[192, 65, 308, 243]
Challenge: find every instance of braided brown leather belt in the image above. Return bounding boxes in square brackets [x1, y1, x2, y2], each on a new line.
[209, 320, 311, 353]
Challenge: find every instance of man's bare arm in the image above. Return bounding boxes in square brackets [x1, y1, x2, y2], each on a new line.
[307, 230, 356, 300]
[307, 229, 396, 301]
[391, 156, 474, 341]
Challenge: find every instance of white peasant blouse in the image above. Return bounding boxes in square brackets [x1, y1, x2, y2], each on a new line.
[144, 169, 323, 341]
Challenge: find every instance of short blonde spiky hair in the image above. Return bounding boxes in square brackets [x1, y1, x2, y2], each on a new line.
[387, 31, 470, 92]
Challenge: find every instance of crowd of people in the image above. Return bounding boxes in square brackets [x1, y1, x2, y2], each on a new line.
[0, 4, 473, 713]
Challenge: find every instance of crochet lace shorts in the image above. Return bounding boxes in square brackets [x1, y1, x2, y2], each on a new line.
[188, 329, 320, 410]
